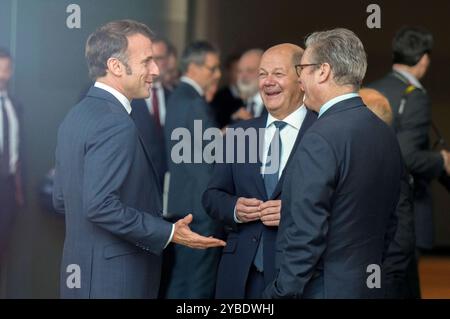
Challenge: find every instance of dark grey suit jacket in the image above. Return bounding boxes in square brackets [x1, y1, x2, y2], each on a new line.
[53, 86, 172, 298]
[369, 71, 444, 249]
[264, 97, 403, 299]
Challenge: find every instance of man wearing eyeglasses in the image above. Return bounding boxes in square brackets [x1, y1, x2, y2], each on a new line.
[264, 28, 403, 299]
[164, 41, 223, 298]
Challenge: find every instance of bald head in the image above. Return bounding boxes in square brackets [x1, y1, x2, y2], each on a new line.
[359, 88, 393, 125]
[259, 43, 305, 119]
[263, 43, 304, 68]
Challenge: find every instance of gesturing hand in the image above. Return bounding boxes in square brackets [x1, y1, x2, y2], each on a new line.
[172, 214, 226, 249]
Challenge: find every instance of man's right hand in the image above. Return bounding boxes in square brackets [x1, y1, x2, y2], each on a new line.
[172, 214, 226, 249]
[235, 197, 262, 223]
[231, 107, 253, 121]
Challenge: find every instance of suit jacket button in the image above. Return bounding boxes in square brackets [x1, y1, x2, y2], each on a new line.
[252, 237, 257, 242]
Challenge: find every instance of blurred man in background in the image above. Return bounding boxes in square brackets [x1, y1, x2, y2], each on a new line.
[211, 53, 242, 128]
[164, 41, 223, 298]
[162, 42, 180, 91]
[369, 26, 450, 254]
[0, 48, 23, 268]
[131, 36, 173, 189]
[231, 49, 266, 123]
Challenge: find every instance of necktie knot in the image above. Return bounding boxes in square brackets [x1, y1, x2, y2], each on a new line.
[272, 120, 287, 130]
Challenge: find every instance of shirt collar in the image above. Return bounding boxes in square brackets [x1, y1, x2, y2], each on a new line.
[392, 67, 424, 89]
[249, 92, 263, 106]
[266, 104, 306, 130]
[318, 93, 359, 118]
[181, 76, 204, 96]
[0, 90, 8, 99]
[94, 81, 132, 114]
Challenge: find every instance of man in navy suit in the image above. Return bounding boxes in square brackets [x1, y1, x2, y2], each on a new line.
[164, 41, 223, 298]
[264, 28, 403, 299]
[203, 44, 317, 298]
[53, 20, 224, 299]
[131, 37, 174, 189]
[0, 47, 24, 267]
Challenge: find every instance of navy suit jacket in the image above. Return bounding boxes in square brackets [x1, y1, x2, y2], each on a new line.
[53, 86, 173, 298]
[264, 97, 403, 299]
[202, 109, 317, 298]
[164, 81, 221, 234]
[131, 88, 171, 189]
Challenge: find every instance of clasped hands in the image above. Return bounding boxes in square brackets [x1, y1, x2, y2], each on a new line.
[235, 197, 281, 226]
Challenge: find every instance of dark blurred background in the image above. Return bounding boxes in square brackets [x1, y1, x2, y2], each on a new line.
[0, 0, 448, 298]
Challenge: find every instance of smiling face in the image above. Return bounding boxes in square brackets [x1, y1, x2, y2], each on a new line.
[298, 47, 322, 111]
[120, 33, 160, 99]
[258, 45, 303, 119]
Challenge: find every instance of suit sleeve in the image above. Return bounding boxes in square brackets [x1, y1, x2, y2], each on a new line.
[264, 132, 336, 299]
[83, 113, 172, 255]
[397, 91, 443, 179]
[52, 130, 65, 214]
[53, 136, 65, 214]
[202, 133, 239, 228]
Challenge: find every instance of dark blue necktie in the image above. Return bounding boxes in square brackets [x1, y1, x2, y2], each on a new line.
[254, 120, 287, 272]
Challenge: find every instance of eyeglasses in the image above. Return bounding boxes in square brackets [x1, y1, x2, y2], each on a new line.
[295, 63, 321, 76]
[203, 64, 220, 73]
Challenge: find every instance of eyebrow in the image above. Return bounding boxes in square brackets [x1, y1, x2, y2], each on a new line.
[259, 67, 285, 73]
[141, 56, 153, 63]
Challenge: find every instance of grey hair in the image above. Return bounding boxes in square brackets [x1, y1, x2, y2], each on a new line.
[85, 19, 154, 80]
[179, 41, 218, 74]
[305, 28, 367, 89]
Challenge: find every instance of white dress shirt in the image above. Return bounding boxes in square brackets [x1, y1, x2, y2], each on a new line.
[93, 81, 174, 246]
[318, 93, 360, 118]
[246, 92, 265, 118]
[234, 105, 307, 223]
[393, 67, 424, 90]
[261, 105, 307, 177]
[0, 90, 19, 175]
[94, 81, 132, 114]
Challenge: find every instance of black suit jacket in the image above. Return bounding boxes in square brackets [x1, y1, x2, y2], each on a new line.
[369, 71, 444, 249]
[264, 97, 403, 299]
[202, 109, 317, 298]
[211, 86, 243, 128]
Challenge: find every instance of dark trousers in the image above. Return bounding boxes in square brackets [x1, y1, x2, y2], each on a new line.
[0, 176, 16, 260]
[245, 266, 265, 299]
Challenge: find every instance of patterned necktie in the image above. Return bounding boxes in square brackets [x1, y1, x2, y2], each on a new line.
[1, 95, 10, 176]
[254, 120, 287, 272]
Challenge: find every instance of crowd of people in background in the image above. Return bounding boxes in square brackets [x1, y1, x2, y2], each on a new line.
[1, 20, 450, 299]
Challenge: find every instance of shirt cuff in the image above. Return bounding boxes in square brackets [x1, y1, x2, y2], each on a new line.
[234, 205, 244, 224]
[164, 224, 175, 249]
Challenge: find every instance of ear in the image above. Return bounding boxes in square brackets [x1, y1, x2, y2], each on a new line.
[317, 63, 332, 84]
[106, 57, 124, 77]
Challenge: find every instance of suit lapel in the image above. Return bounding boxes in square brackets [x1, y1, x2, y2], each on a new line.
[270, 110, 317, 199]
[88, 86, 163, 194]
